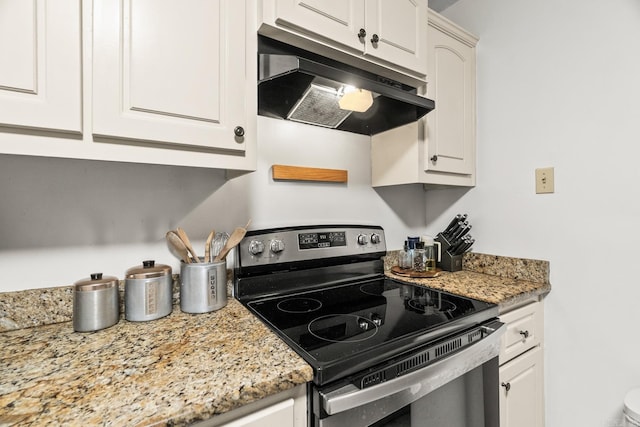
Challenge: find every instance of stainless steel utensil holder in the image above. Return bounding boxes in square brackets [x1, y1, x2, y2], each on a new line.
[435, 233, 463, 272]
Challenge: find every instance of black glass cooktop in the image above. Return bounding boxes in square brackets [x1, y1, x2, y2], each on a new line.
[246, 277, 497, 385]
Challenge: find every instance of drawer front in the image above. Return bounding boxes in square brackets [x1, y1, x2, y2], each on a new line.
[499, 300, 543, 365]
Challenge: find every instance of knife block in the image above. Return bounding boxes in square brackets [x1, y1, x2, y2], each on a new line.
[435, 233, 463, 272]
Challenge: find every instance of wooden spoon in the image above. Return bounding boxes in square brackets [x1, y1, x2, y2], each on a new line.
[214, 225, 248, 262]
[166, 231, 191, 264]
[204, 230, 215, 263]
[176, 227, 200, 263]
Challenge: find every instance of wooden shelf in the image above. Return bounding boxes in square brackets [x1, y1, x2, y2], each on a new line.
[272, 164, 348, 183]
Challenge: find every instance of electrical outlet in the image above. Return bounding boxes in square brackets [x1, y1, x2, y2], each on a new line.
[535, 167, 554, 194]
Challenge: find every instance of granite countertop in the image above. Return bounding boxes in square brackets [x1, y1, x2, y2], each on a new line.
[0, 300, 313, 426]
[385, 269, 549, 311]
[384, 252, 551, 311]
[0, 252, 551, 426]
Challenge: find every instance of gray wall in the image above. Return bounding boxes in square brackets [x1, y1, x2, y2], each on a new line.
[0, 117, 431, 291]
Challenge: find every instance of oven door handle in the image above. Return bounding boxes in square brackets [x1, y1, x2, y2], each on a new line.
[320, 320, 505, 416]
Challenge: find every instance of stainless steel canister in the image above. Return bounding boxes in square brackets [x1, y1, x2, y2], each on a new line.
[180, 259, 227, 313]
[124, 260, 173, 321]
[73, 273, 120, 332]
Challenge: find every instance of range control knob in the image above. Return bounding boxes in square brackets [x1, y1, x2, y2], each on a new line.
[248, 240, 265, 255]
[357, 234, 369, 245]
[370, 233, 381, 244]
[270, 239, 285, 254]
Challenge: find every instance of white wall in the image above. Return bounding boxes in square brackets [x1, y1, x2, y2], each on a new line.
[0, 117, 429, 292]
[430, 1, 640, 426]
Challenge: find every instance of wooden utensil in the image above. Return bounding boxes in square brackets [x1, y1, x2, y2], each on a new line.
[166, 231, 191, 264]
[176, 227, 200, 263]
[214, 224, 248, 262]
[204, 230, 215, 263]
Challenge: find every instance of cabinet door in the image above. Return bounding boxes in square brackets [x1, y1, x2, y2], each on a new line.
[499, 346, 545, 427]
[0, 0, 81, 133]
[273, 0, 365, 51]
[425, 20, 475, 175]
[364, 0, 428, 76]
[220, 398, 294, 427]
[93, 0, 247, 152]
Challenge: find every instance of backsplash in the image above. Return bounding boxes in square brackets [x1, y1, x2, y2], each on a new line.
[0, 274, 234, 332]
[384, 251, 549, 284]
[462, 253, 549, 284]
[2, 252, 549, 332]
[0, 285, 74, 331]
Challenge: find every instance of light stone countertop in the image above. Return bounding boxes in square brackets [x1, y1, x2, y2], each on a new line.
[385, 269, 550, 311]
[384, 252, 551, 310]
[0, 300, 313, 426]
[0, 252, 550, 426]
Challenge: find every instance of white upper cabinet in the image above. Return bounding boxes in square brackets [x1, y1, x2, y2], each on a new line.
[271, 0, 365, 51]
[371, 9, 477, 189]
[0, 0, 81, 133]
[261, 0, 428, 82]
[364, 0, 426, 75]
[425, 10, 476, 177]
[0, 0, 256, 171]
[93, 0, 248, 153]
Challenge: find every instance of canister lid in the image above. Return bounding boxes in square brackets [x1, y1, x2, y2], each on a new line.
[624, 388, 640, 421]
[74, 273, 119, 291]
[126, 260, 172, 279]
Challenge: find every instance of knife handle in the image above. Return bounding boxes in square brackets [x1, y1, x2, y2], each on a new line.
[444, 214, 462, 234]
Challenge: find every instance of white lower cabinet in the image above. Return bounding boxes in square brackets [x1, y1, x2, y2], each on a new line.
[498, 300, 545, 427]
[197, 384, 307, 427]
[499, 346, 544, 427]
[219, 398, 295, 427]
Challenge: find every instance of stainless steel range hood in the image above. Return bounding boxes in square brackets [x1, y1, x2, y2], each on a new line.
[258, 36, 435, 136]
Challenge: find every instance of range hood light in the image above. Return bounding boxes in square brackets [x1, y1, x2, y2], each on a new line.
[338, 87, 374, 113]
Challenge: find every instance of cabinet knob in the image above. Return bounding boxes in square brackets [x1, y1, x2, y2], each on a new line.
[234, 126, 245, 137]
[501, 382, 511, 392]
[519, 330, 530, 339]
[430, 155, 438, 162]
[371, 34, 379, 44]
[358, 28, 366, 39]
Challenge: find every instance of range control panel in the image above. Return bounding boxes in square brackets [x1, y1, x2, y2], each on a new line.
[237, 225, 386, 268]
[298, 231, 346, 249]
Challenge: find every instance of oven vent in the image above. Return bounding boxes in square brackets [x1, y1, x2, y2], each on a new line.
[396, 351, 430, 377]
[468, 329, 482, 343]
[361, 371, 386, 388]
[434, 338, 462, 358]
[356, 325, 488, 390]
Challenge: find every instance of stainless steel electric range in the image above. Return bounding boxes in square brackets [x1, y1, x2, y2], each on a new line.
[234, 225, 505, 427]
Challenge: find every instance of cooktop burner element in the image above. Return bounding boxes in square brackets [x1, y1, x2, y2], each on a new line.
[359, 281, 386, 296]
[308, 314, 379, 343]
[277, 297, 323, 313]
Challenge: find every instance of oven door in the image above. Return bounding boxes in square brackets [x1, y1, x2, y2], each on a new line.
[311, 321, 504, 427]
